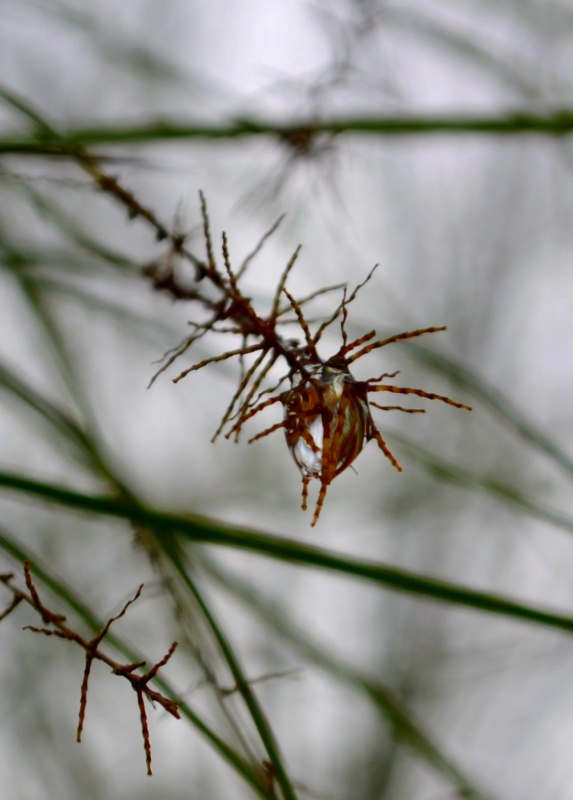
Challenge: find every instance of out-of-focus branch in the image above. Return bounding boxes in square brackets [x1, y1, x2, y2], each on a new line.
[2, 470, 573, 636]
[2, 109, 573, 155]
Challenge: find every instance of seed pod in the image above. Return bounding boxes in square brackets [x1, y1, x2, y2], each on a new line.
[282, 362, 371, 526]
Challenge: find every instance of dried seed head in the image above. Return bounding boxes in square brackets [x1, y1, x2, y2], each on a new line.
[150, 195, 472, 526]
[282, 364, 372, 525]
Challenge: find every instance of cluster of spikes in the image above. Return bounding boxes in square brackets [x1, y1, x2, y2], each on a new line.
[148, 193, 472, 526]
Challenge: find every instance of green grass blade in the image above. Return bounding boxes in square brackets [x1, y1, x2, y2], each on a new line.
[198, 550, 495, 800]
[0, 84, 58, 136]
[160, 537, 299, 800]
[390, 432, 573, 532]
[1, 469, 573, 636]
[2, 109, 573, 155]
[0, 356, 99, 469]
[5, 184, 136, 271]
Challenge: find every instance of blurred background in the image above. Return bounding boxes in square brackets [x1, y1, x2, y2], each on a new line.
[2, 1, 573, 798]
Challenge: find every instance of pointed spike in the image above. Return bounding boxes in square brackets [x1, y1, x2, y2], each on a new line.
[368, 384, 472, 411]
[311, 480, 329, 526]
[301, 475, 310, 511]
[369, 426, 403, 472]
[347, 326, 447, 364]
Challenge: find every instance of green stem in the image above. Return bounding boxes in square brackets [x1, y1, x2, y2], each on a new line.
[2, 469, 573, 636]
[2, 110, 573, 154]
[162, 538, 299, 800]
[198, 550, 495, 800]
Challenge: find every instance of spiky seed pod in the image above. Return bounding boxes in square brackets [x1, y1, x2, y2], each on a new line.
[282, 362, 372, 526]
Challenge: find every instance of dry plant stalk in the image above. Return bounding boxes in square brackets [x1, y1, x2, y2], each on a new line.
[147, 193, 472, 525]
[0, 563, 179, 776]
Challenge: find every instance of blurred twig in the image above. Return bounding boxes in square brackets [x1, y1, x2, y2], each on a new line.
[2, 110, 573, 156]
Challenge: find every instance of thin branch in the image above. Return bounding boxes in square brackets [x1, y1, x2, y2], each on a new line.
[236, 215, 286, 280]
[0, 563, 179, 776]
[4, 481, 573, 633]
[5, 110, 573, 154]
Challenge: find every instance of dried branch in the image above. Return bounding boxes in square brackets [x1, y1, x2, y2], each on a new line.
[0, 563, 179, 776]
[139, 194, 472, 524]
[36, 144, 471, 525]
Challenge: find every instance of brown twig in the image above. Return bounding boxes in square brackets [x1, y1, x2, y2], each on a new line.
[60, 149, 473, 525]
[0, 562, 179, 776]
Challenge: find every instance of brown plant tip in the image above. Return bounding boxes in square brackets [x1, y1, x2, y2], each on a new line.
[0, 592, 23, 622]
[1, 563, 179, 776]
